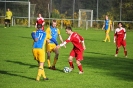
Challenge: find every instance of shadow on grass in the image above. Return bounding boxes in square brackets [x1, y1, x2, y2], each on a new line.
[85, 38, 102, 42]
[0, 70, 35, 80]
[45, 66, 64, 73]
[18, 36, 32, 39]
[83, 56, 133, 81]
[5, 60, 64, 73]
[5, 60, 37, 68]
[85, 51, 110, 56]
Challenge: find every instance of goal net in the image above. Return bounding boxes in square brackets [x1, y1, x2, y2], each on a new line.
[0, 0, 35, 27]
[78, 9, 93, 30]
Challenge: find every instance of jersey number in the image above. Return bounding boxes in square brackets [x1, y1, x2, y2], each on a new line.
[38, 33, 43, 40]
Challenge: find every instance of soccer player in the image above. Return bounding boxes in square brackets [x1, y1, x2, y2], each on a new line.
[4, 8, 12, 28]
[102, 15, 112, 42]
[56, 26, 86, 74]
[114, 22, 127, 57]
[31, 24, 58, 81]
[45, 20, 65, 70]
[35, 14, 45, 31]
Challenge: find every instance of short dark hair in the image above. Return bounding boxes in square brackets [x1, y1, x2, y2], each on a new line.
[65, 26, 72, 31]
[37, 24, 42, 29]
[118, 22, 123, 26]
[52, 20, 56, 22]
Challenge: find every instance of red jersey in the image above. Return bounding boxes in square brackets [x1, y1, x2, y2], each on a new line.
[60, 32, 84, 51]
[36, 17, 44, 25]
[114, 27, 126, 40]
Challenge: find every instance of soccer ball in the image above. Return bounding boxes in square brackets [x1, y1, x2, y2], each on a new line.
[63, 67, 70, 73]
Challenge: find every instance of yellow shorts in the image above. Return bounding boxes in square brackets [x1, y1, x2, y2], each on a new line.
[46, 43, 56, 52]
[32, 49, 45, 62]
[105, 29, 110, 34]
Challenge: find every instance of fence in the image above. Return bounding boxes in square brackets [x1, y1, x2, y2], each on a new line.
[0, 16, 133, 30]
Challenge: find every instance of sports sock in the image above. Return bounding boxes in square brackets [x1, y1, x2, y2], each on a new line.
[107, 35, 110, 42]
[116, 48, 119, 54]
[47, 59, 51, 67]
[42, 68, 46, 78]
[52, 58, 57, 66]
[104, 36, 107, 41]
[36, 66, 43, 81]
[69, 61, 74, 68]
[78, 64, 83, 72]
[5, 24, 7, 27]
[9, 24, 10, 27]
[124, 50, 127, 56]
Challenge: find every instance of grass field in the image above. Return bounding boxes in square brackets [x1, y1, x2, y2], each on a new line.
[0, 26, 133, 88]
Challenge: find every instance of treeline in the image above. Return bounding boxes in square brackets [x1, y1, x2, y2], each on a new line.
[30, 0, 133, 21]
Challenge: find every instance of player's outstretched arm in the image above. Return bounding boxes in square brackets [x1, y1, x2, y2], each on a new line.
[59, 34, 66, 48]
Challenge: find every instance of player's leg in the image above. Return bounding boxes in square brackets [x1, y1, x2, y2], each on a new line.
[4, 19, 8, 28]
[115, 40, 121, 57]
[107, 29, 110, 42]
[47, 52, 51, 68]
[76, 60, 84, 74]
[123, 46, 127, 57]
[103, 31, 107, 42]
[32, 49, 42, 81]
[51, 46, 59, 70]
[47, 44, 52, 68]
[68, 56, 74, 72]
[8, 19, 11, 27]
[36, 49, 48, 81]
[76, 50, 84, 74]
[122, 40, 127, 57]
[68, 50, 75, 72]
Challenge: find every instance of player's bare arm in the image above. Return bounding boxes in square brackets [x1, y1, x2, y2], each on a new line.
[81, 41, 86, 50]
[102, 24, 105, 30]
[59, 34, 66, 48]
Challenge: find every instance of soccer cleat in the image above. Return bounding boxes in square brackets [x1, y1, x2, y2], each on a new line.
[4, 27, 7, 28]
[69, 67, 73, 72]
[125, 56, 127, 58]
[103, 40, 106, 42]
[48, 66, 52, 69]
[79, 71, 84, 74]
[51, 66, 56, 70]
[115, 54, 118, 57]
[43, 78, 49, 80]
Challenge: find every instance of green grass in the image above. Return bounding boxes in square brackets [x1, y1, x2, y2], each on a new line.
[0, 26, 133, 88]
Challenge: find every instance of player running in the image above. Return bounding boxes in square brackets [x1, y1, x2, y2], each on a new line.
[56, 26, 86, 74]
[31, 24, 58, 81]
[114, 22, 127, 57]
[35, 14, 45, 31]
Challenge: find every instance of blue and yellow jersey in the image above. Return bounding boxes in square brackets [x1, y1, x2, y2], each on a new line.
[104, 20, 112, 30]
[31, 29, 51, 50]
[45, 26, 60, 44]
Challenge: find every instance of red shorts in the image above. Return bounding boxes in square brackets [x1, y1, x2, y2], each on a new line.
[70, 49, 84, 61]
[116, 39, 126, 47]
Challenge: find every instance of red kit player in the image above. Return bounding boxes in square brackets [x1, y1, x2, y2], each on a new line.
[114, 22, 127, 57]
[35, 14, 45, 31]
[56, 26, 86, 74]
